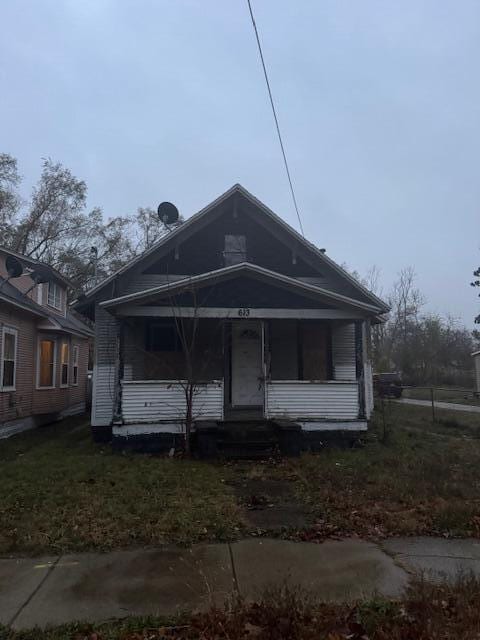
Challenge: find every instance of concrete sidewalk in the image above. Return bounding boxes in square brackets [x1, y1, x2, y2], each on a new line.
[2, 537, 480, 630]
[396, 397, 480, 413]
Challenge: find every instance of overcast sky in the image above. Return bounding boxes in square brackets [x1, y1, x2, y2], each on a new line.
[1, 0, 479, 326]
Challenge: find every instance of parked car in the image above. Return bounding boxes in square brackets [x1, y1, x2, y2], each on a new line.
[373, 372, 403, 398]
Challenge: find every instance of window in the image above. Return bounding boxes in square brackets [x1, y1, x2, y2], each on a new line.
[1, 327, 17, 390]
[38, 339, 56, 388]
[146, 321, 181, 352]
[72, 345, 79, 385]
[223, 235, 246, 266]
[47, 282, 62, 310]
[60, 342, 69, 387]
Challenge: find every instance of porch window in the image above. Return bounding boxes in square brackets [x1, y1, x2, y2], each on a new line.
[269, 320, 331, 381]
[146, 321, 181, 352]
[38, 339, 56, 388]
[1, 326, 17, 390]
[47, 281, 62, 310]
[299, 322, 330, 380]
[223, 235, 246, 266]
[72, 345, 79, 385]
[60, 342, 69, 387]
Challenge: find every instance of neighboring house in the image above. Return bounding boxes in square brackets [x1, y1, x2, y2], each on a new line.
[473, 351, 480, 394]
[75, 184, 389, 453]
[0, 247, 93, 438]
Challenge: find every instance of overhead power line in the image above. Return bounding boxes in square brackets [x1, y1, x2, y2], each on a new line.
[246, 0, 305, 237]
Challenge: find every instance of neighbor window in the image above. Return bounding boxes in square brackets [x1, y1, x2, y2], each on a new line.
[72, 345, 79, 385]
[38, 339, 56, 388]
[1, 326, 17, 390]
[60, 342, 69, 387]
[47, 282, 62, 310]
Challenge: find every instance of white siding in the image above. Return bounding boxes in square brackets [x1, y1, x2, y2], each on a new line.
[332, 323, 356, 380]
[91, 306, 119, 426]
[362, 320, 374, 418]
[121, 380, 224, 423]
[474, 354, 480, 393]
[265, 381, 359, 420]
[364, 362, 373, 417]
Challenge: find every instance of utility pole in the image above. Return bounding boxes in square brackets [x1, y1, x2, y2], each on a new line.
[90, 246, 98, 287]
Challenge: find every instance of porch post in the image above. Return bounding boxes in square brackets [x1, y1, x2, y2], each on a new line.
[112, 318, 124, 424]
[355, 321, 366, 419]
[261, 320, 268, 417]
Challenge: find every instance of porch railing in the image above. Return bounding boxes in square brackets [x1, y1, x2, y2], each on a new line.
[265, 380, 360, 420]
[121, 380, 224, 424]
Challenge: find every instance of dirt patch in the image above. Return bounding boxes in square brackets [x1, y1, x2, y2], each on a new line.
[230, 473, 312, 533]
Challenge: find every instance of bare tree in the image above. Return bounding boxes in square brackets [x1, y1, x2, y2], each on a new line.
[471, 257, 480, 326]
[124, 279, 226, 456]
[0, 153, 184, 297]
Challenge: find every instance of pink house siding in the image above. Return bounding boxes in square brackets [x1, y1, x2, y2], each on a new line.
[0, 247, 92, 435]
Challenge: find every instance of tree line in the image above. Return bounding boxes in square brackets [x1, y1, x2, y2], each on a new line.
[352, 265, 479, 388]
[0, 153, 181, 297]
[1, 153, 478, 388]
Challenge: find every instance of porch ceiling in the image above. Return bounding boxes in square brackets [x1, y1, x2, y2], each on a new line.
[99, 263, 383, 317]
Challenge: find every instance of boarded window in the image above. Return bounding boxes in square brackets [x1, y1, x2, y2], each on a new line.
[269, 320, 299, 380]
[38, 339, 55, 387]
[224, 235, 246, 266]
[300, 322, 329, 380]
[1, 328, 17, 389]
[60, 342, 69, 386]
[146, 321, 181, 352]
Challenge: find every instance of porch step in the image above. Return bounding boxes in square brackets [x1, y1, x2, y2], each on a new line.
[217, 439, 279, 460]
[196, 419, 301, 459]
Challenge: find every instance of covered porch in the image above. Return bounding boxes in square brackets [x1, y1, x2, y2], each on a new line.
[118, 316, 367, 425]
[93, 264, 377, 452]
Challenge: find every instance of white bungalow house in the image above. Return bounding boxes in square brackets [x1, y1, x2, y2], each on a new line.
[75, 185, 389, 455]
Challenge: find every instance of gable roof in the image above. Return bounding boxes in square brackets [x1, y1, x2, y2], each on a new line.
[77, 184, 389, 313]
[99, 262, 383, 315]
[0, 274, 93, 337]
[0, 277, 49, 318]
[0, 246, 71, 288]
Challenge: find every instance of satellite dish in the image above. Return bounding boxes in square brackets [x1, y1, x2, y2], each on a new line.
[5, 255, 24, 279]
[157, 202, 179, 225]
[29, 265, 51, 284]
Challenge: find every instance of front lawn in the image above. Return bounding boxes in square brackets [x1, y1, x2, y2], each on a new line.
[1, 402, 480, 555]
[232, 402, 480, 539]
[0, 417, 242, 555]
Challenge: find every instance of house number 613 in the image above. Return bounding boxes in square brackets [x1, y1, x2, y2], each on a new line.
[238, 308, 250, 317]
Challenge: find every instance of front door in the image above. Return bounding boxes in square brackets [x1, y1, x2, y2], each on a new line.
[231, 321, 264, 407]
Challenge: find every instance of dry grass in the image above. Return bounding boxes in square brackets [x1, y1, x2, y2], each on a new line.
[0, 417, 242, 555]
[402, 385, 480, 406]
[3, 575, 480, 639]
[247, 403, 480, 539]
[2, 403, 480, 555]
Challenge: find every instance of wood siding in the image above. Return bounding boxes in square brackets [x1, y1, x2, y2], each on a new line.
[474, 354, 480, 393]
[91, 306, 119, 426]
[265, 381, 359, 420]
[0, 306, 89, 428]
[121, 380, 224, 423]
[332, 323, 356, 380]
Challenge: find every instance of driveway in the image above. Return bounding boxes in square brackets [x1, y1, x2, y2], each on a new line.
[395, 397, 480, 413]
[3, 537, 480, 629]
